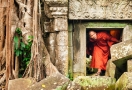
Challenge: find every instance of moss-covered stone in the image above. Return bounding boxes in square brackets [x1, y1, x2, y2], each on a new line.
[73, 76, 116, 90]
[84, 22, 127, 28]
[115, 72, 132, 90]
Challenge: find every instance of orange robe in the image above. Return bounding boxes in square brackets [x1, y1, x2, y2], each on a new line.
[90, 32, 118, 70]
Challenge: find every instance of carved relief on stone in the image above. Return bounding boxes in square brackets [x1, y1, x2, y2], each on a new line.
[50, 7, 68, 16]
[44, 0, 68, 18]
[69, 0, 132, 20]
[44, 0, 68, 7]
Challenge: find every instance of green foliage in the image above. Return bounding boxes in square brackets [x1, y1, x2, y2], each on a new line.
[14, 28, 33, 76]
[67, 73, 73, 81]
[15, 28, 22, 35]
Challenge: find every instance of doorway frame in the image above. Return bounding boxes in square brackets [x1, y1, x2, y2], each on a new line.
[68, 20, 130, 79]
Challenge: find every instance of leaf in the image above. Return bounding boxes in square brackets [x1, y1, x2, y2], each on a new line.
[16, 28, 22, 34]
[20, 42, 25, 50]
[28, 35, 33, 42]
[14, 36, 19, 49]
[24, 52, 27, 55]
[15, 49, 21, 56]
[26, 61, 29, 66]
[19, 50, 22, 55]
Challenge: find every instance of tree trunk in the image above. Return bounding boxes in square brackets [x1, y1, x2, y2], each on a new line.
[23, 0, 59, 81]
[0, 0, 60, 88]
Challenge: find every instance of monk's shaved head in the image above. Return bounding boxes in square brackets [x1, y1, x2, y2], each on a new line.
[89, 30, 95, 35]
[89, 30, 97, 40]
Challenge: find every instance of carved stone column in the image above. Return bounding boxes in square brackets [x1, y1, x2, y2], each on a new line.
[44, 0, 68, 76]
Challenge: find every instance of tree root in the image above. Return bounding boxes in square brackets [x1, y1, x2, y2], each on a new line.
[0, 72, 6, 84]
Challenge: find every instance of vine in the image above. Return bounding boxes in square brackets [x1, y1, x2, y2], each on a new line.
[14, 28, 33, 77]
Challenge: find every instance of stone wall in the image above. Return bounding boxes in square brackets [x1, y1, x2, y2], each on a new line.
[43, 0, 69, 76]
[69, 0, 132, 20]
[43, 0, 132, 79]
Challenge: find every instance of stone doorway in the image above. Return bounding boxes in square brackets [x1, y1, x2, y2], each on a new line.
[69, 21, 132, 79]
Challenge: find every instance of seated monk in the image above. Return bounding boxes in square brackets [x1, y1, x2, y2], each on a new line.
[87, 30, 119, 76]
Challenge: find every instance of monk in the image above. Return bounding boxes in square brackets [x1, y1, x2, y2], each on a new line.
[87, 30, 119, 76]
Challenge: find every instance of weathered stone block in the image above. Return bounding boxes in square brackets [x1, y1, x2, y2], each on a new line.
[53, 17, 68, 31]
[56, 31, 68, 45]
[115, 72, 132, 90]
[73, 24, 86, 78]
[105, 60, 116, 78]
[44, 33, 56, 46]
[69, 0, 132, 20]
[8, 78, 35, 90]
[55, 46, 68, 75]
[122, 25, 132, 41]
[110, 39, 132, 79]
[73, 76, 116, 90]
[127, 59, 132, 72]
[31, 73, 70, 90]
[44, 22, 53, 32]
[111, 39, 132, 61]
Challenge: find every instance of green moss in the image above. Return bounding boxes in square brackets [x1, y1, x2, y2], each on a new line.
[55, 82, 69, 90]
[115, 73, 129, 90]
[74, 76, 116, 90]
[84, 22, 127, 28]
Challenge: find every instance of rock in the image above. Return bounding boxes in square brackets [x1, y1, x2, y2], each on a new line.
[105, 60, 116, 78]
[115, 72, 132, 90]
[111, 39, 132, 62]
[31, 72, 70, 90]
[72, 76, 116, 90]
[110, 39, 132, 79]
[8, 73, 70, 90]
[66, 82, 82, 90]
[8, 78, 35, 90]
[127, 59, 132, 72]
[122, 25, 132, 41]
